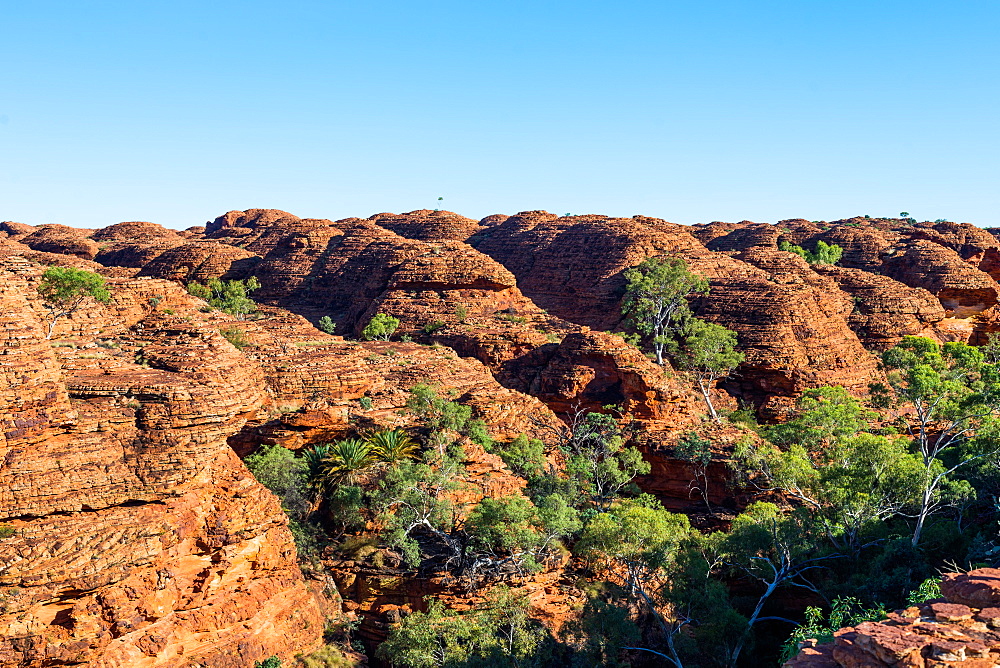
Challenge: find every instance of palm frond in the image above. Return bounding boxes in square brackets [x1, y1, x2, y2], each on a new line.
[367, 429, 419, 463]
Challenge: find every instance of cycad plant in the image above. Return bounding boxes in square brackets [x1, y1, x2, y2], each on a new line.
[367, 429, 419, 463]
[302, 443, 333, 494]
[320, 438, 375, 485]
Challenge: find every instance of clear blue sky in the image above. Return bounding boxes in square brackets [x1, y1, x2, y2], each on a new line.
[2, 1, 997, 229]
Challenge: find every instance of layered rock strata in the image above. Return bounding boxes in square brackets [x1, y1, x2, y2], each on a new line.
[0, 260, 328, 667]
[785, 569, 1000, 667]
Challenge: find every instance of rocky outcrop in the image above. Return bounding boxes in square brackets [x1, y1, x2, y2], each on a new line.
[698, 270, 879, 414]
[92, 221, 187, 269]
[369, 209, 483, 242]
[0, 259, 328, 667]
[472, 212, 881, 412]
[138, 240, 261, 283]
[881, 240, 1000, 316]
[500, 328, 701, 427]
[206, 208, 302, 236]
[0, 221, 35, 240]
[471, 211, 715, 331]
[785, 569, 1000, 667]
[814, 265, 947, 349]
[19, 224, 99, 260]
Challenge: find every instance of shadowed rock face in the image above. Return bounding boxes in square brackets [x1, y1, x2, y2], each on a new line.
[138, 240, 262, 283]
[785, 569, 1000, 667]
[0, 261, 328, 667]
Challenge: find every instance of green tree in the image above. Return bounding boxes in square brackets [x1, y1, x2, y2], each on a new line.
[491, 434, 546, 480]
[709, 502, 841, 666]
[465, 496, 545, 577]
[561, 594, 642, 668]
[765, 386, 876, 450]
[378, 589, 553, 668]
[244, 444, 321, 556]
[37, 266, 112, 338]
[186, 276, 261, 319]
[375, 457, 465, 567]
[362, 312, 400, 340]
[810, 240, 843, 265]
[317, 315, 337, 334]
[578, 498, 695, 667]
[872, 336, 1000, 547]
[779, 240, 843, 265]
[739, 387, 924, 554]
[622, 256, 708, 365]
[405, 383, 492, 456]
[678, 317, 744, 421]
[563, 411, 650, 511]
[674, 431, 714, 511]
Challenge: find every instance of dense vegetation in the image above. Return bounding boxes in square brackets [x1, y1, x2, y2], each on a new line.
[186, 276, 261, 318]
[244, 257, 1000, 667]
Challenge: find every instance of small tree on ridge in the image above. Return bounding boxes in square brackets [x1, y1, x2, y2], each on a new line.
[37, 266, 112, 339]
[622, 256, 708, 365]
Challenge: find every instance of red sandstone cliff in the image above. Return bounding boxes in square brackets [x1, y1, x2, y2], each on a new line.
[0, 260, 330, 667]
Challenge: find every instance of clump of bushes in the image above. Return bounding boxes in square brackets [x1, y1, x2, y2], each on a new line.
[779, 240, 843, 265]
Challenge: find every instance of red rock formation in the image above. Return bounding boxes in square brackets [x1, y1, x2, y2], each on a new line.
[369, 209, 483, 241]
[19, 224, 99, 260]
[0, 259, 329, 667]
[91, 221, 187, 268]
[471, 211, 715, 331]
[813, 265, 947, 349]
[500, 328, 700, 426]
[704, 223, 782, 252]
[881, 240, 1000, 316]
[472, 212, 881, 411]
[785, 569, 1000, 667]
[206, 208, 302, 235]
[138, 240, 261, 283]
[697, 270, 879, 414]
[0, 221, 35, 239]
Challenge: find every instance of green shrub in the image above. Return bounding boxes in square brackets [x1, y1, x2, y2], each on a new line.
[255, 658, 282, 668]
[779, 240, 843, 265]
[362, 313, 400, 341]
[906, 577, 942, 606]
[187, 277, 261, 319]
[422, 319, 446, 334]
[317, 315, 336, 334]
[0, 526, 15, 540]
[779, 597, 886, 663]
[298, 644, 352, 668]
[219, 326, 251, 350]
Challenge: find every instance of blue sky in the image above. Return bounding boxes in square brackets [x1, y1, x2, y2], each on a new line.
[2, 1, 997, 229]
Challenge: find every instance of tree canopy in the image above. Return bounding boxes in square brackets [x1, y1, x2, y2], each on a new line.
[37, 266, 112, 338]
[186, 276, 261, 319]
[621, 256, 708, 365]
